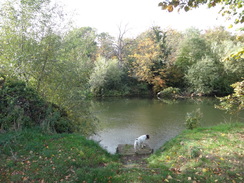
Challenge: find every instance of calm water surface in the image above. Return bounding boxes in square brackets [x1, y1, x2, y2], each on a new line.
[89, 97, 243, 154]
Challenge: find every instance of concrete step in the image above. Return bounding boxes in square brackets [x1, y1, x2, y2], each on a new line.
[116, 143, 153, 155]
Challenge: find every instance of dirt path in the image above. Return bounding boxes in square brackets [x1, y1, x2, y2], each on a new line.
[120, 154, 151, 168]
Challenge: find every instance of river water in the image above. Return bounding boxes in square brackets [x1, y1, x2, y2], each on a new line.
[89, 97, 243, 154]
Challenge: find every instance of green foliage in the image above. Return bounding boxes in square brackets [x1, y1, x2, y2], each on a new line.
[204, 26, 234, 44]
[0, 79, 72, 133]
[185, 56, 225, 95]
[176, 28, 212, 73]
[97, 32, 116, 59]
[185, 108, 203, 130]
[221, 42, 244, 81]
[216, 80, 244, 114]
[89, 57, 123, 96]
[0, 0, 243, 103]
[0, 0, 67, 82]
[152, 26, 171, 66]
[0, 1, 98, 136]
[158, 87, 180, 98]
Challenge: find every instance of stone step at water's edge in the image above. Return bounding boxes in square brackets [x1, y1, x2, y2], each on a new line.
[116, 144, 153, 156]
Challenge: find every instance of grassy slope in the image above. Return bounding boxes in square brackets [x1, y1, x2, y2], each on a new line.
[0, 129, 120, 182]
[0, 123, 243, 182]
[148, 123, 244, 183]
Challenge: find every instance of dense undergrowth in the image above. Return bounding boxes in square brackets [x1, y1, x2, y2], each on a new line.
[0, 123, 243, 182]
[0, 79, 73, 133]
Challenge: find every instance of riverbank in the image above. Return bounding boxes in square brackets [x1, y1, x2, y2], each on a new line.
[1, 123, 243, 182]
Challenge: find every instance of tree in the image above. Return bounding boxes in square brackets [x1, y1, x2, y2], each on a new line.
[0, 0, 98, 135]
[184, 32, 243, 95]
[97, 32, 116, 59]
[152, 26, 171, 68]
[185, 56, 226, 95]
[203, 26, 234, 44]
[164, 28, 183, 64]
[89, 57, 123, 96]
[0, 0, 67, 87]
[63, 27, 97, 61]
[175, 28, 212, 73]
[130, 31, 159, 85]
[129, 28, 172, 93]
[114, 24, 130, 67]
[158, 0, 244, 25]
[216, 79, 244, 114]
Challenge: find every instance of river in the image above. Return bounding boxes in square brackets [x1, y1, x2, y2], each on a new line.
[89, 97, 243, 154]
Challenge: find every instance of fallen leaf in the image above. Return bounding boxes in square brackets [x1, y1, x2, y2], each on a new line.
[22, 177, 28, 181]
[167, 175, 173, 179]
[202, 168, 207, 172]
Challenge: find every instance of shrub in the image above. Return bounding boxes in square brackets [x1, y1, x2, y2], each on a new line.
[157, 87, 180, 98]
[216, 79, 244, 114]
[185, 108, 203, 130]
[0, 79, 72, 133]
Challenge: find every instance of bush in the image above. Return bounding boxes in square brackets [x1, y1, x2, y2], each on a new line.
[216, 79, 244, 114]
[185, 108, 203, 130]
[157, 87, 180, 98]
[0, 79, 72, 133]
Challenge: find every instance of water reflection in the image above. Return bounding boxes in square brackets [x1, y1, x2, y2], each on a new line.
[89, 98, 243, 154]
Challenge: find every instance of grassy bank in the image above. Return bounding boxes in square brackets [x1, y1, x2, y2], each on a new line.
[1, 123, 243, 182]
[0, 129, 120, 182]
[148, 123, 244, 182]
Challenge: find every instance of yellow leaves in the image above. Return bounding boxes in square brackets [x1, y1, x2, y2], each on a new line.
[166, 155, 171, 160]
[167, 5, 174, 12]
[130, 35, 162, 85]
[202, 168, 208, 173]
[221, 133, 225, 137]
[164, 178, 169, 182]
[224, 47, 244, 61]
[219, 157, 225, 161]
[158, 3, 174, 12]
[228, 24, 233, 29]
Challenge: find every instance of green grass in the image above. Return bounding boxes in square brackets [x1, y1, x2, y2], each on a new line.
[148, 123, 244, 182]
[1, 123, 243, 182]
[0, 129, 120, 182]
